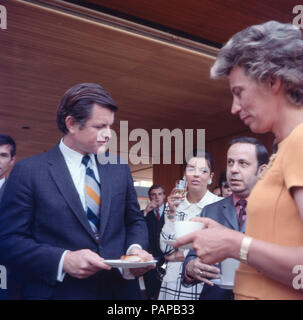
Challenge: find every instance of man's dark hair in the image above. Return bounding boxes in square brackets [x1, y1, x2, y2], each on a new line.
[229, 136, 269, 168]
[56, 83, 118, 134]
[148, 184, 166, 196]
[0, 134, 16, 157]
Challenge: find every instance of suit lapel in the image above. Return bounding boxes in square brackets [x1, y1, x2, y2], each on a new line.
[222, 196, 239, 230]
[47, 146, 96, 241]
[96, 159, 111, 237]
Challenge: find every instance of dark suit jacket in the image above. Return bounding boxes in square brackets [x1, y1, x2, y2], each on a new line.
[143, 209, 165, 299]
[182, 195, 246, 300]
[0, 145, 148, 300]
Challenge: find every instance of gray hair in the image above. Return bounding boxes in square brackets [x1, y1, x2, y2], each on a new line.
[210, 21, 303, 106]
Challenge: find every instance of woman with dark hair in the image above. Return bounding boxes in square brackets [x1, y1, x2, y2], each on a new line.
[175, 21, 303, 300]
[158, 151, 222, 300]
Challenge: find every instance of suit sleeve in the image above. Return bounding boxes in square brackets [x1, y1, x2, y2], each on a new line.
[124, 165, 149, 250]
[0, 161, 65, 286]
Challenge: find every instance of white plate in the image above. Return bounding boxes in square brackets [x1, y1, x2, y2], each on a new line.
[103, 259, 157, 268]
[163, 239, 193, 250]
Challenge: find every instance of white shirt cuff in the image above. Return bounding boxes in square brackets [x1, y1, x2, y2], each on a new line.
[126, 244, 142, 255]
[57, 250, 69, 282]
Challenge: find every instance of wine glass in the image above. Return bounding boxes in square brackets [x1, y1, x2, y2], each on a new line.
[174, 179, 187, 209]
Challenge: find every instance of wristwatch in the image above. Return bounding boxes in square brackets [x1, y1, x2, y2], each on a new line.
[239, 236, 253, 264]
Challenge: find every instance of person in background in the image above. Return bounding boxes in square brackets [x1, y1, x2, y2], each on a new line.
[183, 136, 268, 300]
[174, 21, 303, 300]
[0, 83, 152, 300]
[219, 171, 232, 198]
[158, 150, 222, 300]
[212, 185, 221, 197]
[0, 134, 16, 300]
[142, 184, 167, 299]
[0, 134, 16, 202]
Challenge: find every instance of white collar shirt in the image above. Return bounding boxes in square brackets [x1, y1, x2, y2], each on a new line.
[59, 138, 100, 212]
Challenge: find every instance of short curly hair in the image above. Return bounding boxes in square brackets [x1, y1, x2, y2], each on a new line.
[210, 21, 303, 106]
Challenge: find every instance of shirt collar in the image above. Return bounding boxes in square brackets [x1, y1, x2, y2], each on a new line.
[232, 193, 249, 206]
[179, 190, 212, 211]
[59, 138, 96, 168]
[154, 203, 165, 214]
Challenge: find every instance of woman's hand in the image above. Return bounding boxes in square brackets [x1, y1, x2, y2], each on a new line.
[167, 187, 185, 214]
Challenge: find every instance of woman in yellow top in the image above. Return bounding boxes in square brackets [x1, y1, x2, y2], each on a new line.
[174, 20, 303, 299]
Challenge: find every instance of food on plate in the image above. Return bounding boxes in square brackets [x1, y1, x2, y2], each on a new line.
[120, 254, 149, 262]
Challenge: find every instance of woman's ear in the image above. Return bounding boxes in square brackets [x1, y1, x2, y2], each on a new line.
[268, 76, 282, 94]
[208, 172, 214, 185]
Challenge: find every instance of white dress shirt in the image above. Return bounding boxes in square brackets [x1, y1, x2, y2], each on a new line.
[0, 177, 5, 190]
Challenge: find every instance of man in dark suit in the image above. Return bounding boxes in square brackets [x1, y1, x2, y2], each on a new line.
[0, 134, 16, 300]
[0, 134, 16, 203]
[182, 136, 269, 300]
[142, 184, 166, 299]
[0, 83, 152, 300]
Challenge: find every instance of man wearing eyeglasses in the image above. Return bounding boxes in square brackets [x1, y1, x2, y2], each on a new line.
[182, 136, 269, 300]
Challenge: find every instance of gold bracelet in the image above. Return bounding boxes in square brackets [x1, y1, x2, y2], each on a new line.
[239, 236, 253, 264]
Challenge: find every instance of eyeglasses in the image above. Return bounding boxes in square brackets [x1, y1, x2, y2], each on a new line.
[185, 166, 210, 174]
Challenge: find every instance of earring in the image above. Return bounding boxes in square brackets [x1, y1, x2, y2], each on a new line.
[208, 178, 212, 185]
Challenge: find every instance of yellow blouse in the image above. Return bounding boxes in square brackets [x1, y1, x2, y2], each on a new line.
[234, 123, 303, 300]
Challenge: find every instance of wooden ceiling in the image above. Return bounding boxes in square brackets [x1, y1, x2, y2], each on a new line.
[0, 0, 293, 179]
[70, 0, 298, 45]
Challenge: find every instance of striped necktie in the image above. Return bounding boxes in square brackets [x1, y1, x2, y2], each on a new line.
[82, 155, 101, 238]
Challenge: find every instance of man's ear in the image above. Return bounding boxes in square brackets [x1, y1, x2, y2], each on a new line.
[65, 116, 77, 133]
[10, 155, 16, 167]
[257, 164, 267, 178]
